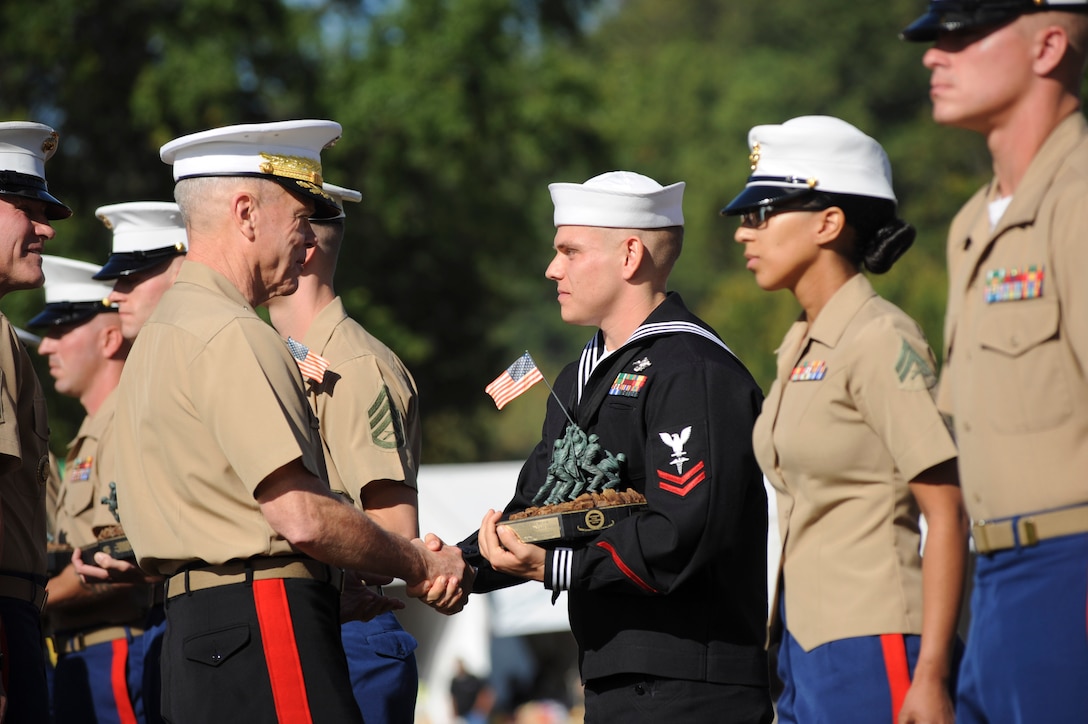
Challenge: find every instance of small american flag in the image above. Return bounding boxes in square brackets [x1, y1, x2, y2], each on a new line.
[485, 352, 544, 410]
[287, 337, 330, 383]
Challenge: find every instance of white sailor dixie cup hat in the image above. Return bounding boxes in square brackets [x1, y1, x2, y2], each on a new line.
[311, 182, 362, 223]
[721, 115, 896, 216]
[0, 121, 71, 220]
[549, 171, 685, 229]
[160, 119, 343, 221]
[93, 201, 188, 280]
[28, 255, 115, 329]
[902, 0, 1088, 43]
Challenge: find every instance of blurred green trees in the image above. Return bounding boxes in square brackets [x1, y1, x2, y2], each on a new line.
[1, 0, 1008, 461]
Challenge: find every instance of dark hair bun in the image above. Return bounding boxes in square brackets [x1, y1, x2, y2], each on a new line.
[862, 218, 915, 274]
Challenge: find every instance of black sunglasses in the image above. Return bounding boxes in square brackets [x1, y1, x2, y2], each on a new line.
[738, 200, 830, 229]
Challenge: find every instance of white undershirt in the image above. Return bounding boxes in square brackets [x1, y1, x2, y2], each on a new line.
[989, 195, 1013, 231]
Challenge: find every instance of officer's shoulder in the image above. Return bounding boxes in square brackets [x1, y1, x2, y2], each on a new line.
[853, 296, 927, 342]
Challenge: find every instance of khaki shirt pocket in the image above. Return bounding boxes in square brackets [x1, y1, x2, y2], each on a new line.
[977, 299, 1071, 432]
[63, 477, 97, 519]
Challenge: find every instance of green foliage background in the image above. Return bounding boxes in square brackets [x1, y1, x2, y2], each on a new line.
[0, 0, 1005, 462]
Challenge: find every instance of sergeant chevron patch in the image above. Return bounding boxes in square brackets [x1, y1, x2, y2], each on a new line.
[368, 386, 405, 449]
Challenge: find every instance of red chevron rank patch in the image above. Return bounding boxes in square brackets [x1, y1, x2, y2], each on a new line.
[657, 460, 706, 497]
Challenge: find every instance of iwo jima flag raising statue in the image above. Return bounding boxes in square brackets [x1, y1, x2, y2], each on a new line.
[453, 171, 772, 723]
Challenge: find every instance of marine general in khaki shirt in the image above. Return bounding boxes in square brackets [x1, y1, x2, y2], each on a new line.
[114, 261, 330, 574]
[107, 120, 468, 724]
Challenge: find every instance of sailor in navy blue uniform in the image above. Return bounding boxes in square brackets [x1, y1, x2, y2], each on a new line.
[448, 171, 772, 724]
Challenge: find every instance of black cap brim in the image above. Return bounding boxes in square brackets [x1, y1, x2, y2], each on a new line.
[272, 177, 343, 221]
[0, 171, 71, 220]
[93, 247, 186, 281]
[27, 301, 116, 330]
[900, 6, 1023, 42]
[720, 185, 815, 216]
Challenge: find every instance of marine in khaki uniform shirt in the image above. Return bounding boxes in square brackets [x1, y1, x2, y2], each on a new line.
[722, 116, 965, 724]
[937, 112, 1088, 523]
[0, 120, 70, 724]
[756, 273, 958, 651]
[304, 297, 420, 504]
[115, 260, 329, 574]
[106, 120, 468, 724]
[902, 3, 1088, 720]
[29, 254, 156, 723]
[0, 314, 51, 574]
[56, 395, 116, 545]
[266, 181, 422, 723]
[29, 256, 123, 551]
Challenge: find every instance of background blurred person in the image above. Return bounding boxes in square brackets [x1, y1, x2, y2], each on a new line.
[902, 2, 1088, 720]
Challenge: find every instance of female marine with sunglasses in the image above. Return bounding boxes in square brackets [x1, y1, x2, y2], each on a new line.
[721, 116, 966, 724]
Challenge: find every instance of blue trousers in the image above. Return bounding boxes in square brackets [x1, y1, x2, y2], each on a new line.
[54, 626, 145, 724]
[776, 628, 951, 724]
[341, 611, 418, 724]
[0, 597, 49, 724]
[957, 532, 1088, 723]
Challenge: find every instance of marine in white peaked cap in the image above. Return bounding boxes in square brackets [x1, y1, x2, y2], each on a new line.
[0, 121, 71, 220]
[28, 256, 115, 328]
[95, 119, 470, 724]
[32, 254, 149, 724]
[93, 202, 187, 280]
[0, 120, 68, 722]
[721, 115, 961, 724]
[160, 119, 343, 220]
[266, 175, 425, 723]
[721, 115, 896, 213]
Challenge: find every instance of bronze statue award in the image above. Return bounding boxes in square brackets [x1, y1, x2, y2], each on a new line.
[504, 422, 645, 543]
[80, 481, 136, 565]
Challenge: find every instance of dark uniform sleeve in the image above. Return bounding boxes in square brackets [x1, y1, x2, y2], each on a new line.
[562, 349, 763, 596]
